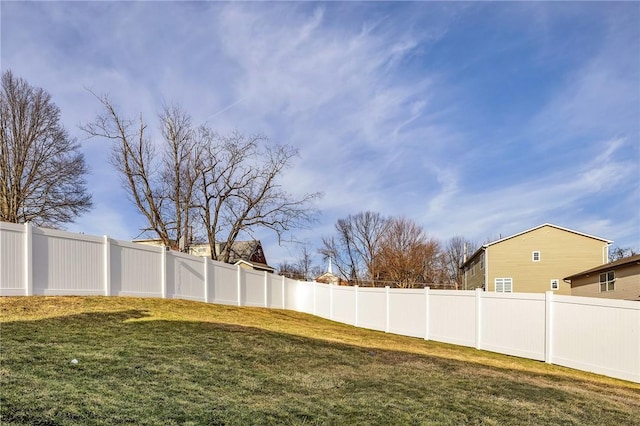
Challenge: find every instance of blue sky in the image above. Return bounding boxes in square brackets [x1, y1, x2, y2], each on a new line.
[2, 1, 639, 266]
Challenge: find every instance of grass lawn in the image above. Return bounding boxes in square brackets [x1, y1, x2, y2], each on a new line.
[1, 296, 639, 425]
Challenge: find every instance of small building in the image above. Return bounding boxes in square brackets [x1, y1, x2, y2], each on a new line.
[314, 259, 349, 285]
[315, 271, 349, 286]
[564, 254, 640, 301]
[460, 223, 611, 294]
[194, 240, 275, 273]
[133, 238, 274, 273]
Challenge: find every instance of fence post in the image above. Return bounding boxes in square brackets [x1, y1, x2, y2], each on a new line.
[264, 271, 269, 308]
[354, 285, 359, 327]
[545, 291, 553, 364]
[24, 222, 32, 296]
[385, 286, 390, 333]
[161, 246, 167, 298]
[313, 281, 317, 316]
[424, 286, 430, 340]
[103, 235, 111, 296]
[282, 275, 286, 309]
[203, 257, 208, 303]
[330, 283, 334, 320]
[475, 287, 483, 350]
[237, 265, 242, 306]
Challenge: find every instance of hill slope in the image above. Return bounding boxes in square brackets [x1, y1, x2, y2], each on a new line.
[1, 296, 639, 425]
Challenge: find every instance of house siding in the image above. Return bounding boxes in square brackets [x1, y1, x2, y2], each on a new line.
[462, 253, 486, 290]
[485, 225, 609, 295]
[571, 263, 640, 300]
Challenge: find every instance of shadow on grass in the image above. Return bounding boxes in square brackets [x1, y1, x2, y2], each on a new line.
[2, 308, 640, 426]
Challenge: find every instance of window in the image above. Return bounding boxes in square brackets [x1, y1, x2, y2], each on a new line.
[550, 279, 559, 290]
[599, 271, 615, 292]
[495, 277, 513, 293]
[532, 251, 541, 262]
[479, 253, 484, 270]
[471, 261, 475, 276]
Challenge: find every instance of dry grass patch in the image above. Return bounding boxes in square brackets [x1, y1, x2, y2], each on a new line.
[1, 296, 639, 425]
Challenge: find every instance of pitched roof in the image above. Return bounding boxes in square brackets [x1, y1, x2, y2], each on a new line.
[484, 223, 612, 247]
[134, 238, 273, 270]
[460, 223, 612, 268]
[222, 240, 262, 263]
[221, 240, 273, 271]
[564, 254, 640, 281]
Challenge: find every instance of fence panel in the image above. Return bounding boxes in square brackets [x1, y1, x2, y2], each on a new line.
[428, 290, 476, 347]
[242, 268, 266, 307]
[332, 286, 356, 326]
[32, 228, 104, 295]
[2, 221, 639, 384]
[0, 222, 25, 294]
[167, 251, 205, 302]
[480, 292, 546, 361]
[551, 295, 640, 383]
[314, 283, 331, 319]
[388, 288, 426, 338]
[110, 240, 162, 297]
[357, 287, 387, 332]
[211, 262, 239, 305]
[287, 279, 313, 313]
[204, 258, 214, 303]
[266, 274, 284, 309]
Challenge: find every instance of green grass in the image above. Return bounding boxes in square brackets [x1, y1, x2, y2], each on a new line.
[1, 296, 639, 425]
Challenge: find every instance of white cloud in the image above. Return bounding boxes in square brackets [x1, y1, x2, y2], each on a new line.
[2, 1, 638, 264]
[420, 136, 636, 244]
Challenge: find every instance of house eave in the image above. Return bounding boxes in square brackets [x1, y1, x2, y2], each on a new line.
[563, 254, 640, 282]
[460, 246, 487, 269]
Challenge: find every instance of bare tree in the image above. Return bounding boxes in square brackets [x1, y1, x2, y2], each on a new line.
[320, 211, 389, 285]
[277, 244, 318, 281]
[320, 233, 358, 282]
[293, 244, 315, 280]
[441, 236, 477, 288]
[194, 131, 321, 262]
[82, 94, 197, 248]
[0, 70, 92, 227]
[277, 261, 306, 280]
[159, 104, 201, 250]
[375, 217, 441, 288]
[84, 94, 321, 260]
[609, 246, 639, 262]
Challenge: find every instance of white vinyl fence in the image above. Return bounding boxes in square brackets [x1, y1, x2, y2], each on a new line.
[1, 221, 638, 384]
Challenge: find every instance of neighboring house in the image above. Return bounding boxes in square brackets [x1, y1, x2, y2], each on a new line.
[460, 223, 611, 294]
[134, 239, 275, 273]
[190, 240, 275, 273]
[564, 254, 640, 301]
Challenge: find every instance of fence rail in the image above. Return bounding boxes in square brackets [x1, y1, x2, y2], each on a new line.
[1, 221, 638, 383]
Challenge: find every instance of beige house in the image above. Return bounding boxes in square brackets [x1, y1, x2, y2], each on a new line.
[564, 254, 640, 301]
[460, 224, 611, 294]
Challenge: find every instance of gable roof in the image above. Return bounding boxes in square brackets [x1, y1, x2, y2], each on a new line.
[460, 223, 612, 269]
[134, 238, 273, 270]
[484, 223, 612, 247]
[564, 254, 640, 281]
[221, 240, 264, 263]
